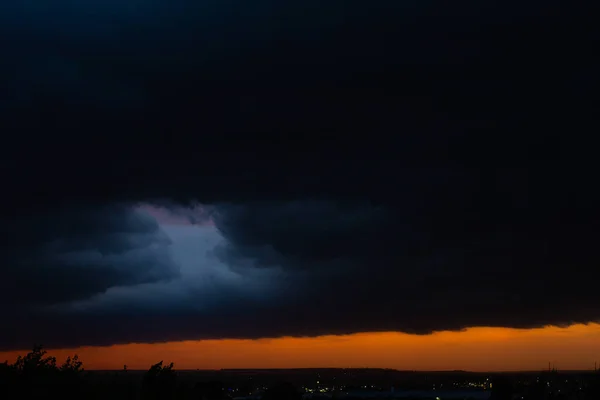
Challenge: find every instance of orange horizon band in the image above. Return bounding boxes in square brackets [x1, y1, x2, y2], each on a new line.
[2, 324, 600, 372]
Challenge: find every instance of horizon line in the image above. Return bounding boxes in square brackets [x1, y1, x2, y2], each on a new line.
[83, 367, 600, 373]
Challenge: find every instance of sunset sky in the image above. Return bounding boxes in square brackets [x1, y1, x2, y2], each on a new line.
[2, 0, 595, 375]
[3, 325, 600, 371]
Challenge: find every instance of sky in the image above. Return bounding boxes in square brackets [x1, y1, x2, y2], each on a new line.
[0, 0, 597, 372]
[3, 325, 600, 371]
[2, 205, 599, 371]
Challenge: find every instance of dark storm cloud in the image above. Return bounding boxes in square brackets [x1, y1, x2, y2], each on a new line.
[2, 169, 598, 350]
[210, 193, 600, 336]
[0, 0, 597, 349]
[0, 205, 179, 307]
[2, 0, 591, 208]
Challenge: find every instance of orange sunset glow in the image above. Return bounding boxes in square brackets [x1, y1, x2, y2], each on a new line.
[3, 324, 600, 372]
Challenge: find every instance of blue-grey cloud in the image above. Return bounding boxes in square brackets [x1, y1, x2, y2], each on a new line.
[1, 222, 301, 349]
[0, 205, 179, 308]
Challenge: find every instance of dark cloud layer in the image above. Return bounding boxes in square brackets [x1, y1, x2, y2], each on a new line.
[211, 195, 599, 333]
[0, 206, 178, 307]
[0, 1, 598, 349]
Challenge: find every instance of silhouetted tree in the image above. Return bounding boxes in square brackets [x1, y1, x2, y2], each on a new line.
[0, 345, 88, 400]
[61, 355, 84, 373]
[14, 345, 58, 376]
[142, 361, 177, 400]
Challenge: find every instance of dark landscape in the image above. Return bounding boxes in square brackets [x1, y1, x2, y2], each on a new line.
[2, 347, 600, 400]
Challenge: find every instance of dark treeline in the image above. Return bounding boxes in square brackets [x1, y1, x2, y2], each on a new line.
[2, 346, 600, 400]
[0, 346, 301, 400]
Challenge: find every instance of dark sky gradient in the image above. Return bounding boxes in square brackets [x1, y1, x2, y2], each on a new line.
[0, 1, 597, 351]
